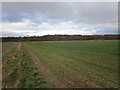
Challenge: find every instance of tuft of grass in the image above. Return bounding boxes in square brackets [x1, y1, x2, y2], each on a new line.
[3, 67, 19, 86]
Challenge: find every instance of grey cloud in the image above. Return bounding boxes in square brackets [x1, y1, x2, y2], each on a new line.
[2, 2, 118, 36]
[2, 2, 118, 24]
[2, 31, 26, 37]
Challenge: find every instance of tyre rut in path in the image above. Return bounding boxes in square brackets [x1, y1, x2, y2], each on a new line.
[3, 42, 21, 78]
[3, 43, 21, 88]
[3, 42, 21, 65]
[27, 49, 67, 88]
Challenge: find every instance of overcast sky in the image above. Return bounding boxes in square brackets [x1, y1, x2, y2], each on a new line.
[1, 2, 118, 37]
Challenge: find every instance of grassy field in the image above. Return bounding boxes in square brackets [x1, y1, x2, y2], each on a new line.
[2, 40, 119, 88]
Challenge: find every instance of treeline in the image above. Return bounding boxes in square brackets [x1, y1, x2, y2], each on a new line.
[2, 34, 120, 42]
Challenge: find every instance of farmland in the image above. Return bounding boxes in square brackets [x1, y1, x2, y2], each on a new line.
[2, 40, 119, 88]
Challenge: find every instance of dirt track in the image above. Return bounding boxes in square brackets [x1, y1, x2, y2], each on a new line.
[2, 43, 21, 88]
[3, 42, 21, 65]
[27, 49, 67, 88]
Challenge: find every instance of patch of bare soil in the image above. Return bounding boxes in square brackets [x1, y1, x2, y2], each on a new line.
[27, 49, 67, 88]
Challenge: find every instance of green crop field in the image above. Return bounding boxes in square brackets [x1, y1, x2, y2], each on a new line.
[2, 40, 119, 88]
